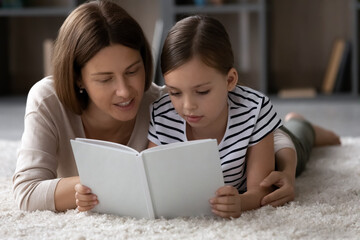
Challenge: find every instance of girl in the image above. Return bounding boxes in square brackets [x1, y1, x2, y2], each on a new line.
[147, 15, 340, 218]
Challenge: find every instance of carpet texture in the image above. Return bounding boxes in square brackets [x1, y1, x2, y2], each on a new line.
[0, 138, 359, 240]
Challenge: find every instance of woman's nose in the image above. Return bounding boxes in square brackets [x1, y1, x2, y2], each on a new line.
[115, 78, 131, 98]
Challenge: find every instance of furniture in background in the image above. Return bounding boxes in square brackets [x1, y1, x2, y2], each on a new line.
[0, 0, 359, 99]
[0, 0, 81, 95]
[160, 0, 360, 98]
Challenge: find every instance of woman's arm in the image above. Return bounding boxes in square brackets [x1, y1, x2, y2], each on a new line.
[210, 133, 275, 218]
[260, 148, 296, 206]
[13, 81, 82, 212]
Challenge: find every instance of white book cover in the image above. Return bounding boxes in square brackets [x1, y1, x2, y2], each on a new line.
[71, 138, 224, 219]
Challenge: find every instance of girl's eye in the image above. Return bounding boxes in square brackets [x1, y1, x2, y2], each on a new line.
[197, 90, 210, 95]
[169, 91, 181, 97]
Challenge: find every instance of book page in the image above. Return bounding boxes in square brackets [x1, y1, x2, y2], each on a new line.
[75, 138, 139, 154]
[71, 140, 150, 218]
[141, 139, 224, 218]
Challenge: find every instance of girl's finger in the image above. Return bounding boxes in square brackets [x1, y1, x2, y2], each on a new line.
[75, 192, 97, 202]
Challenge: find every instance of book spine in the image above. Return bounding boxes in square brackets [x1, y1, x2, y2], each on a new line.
[136, 155, 155, 219]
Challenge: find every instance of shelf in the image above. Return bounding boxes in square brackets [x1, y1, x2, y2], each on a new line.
[0, 7, 73, 17]
[174, 3, 263, 14]
[270, 93, 360, 101]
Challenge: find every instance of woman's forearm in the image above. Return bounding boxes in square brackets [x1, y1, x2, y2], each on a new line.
[240, 187, 273, 211]
[275, 148, 297, 182]
[54, 176, 80, 212]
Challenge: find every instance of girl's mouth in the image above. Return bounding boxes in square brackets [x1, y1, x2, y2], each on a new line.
[185, 115, 203, 123]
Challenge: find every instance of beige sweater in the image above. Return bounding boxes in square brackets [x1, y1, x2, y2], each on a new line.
[12, 77, 164, 211]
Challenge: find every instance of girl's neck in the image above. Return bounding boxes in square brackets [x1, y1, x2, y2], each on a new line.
[186, 109, 228, 145]
[81, 111, 136, 145]
[186, 126, 224, 144]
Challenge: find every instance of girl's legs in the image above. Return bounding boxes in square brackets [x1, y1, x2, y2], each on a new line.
[284, 112, 341, 147]
[280, 112, 341, 177]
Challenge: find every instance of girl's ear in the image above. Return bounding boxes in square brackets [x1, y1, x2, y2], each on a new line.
[226, 68, 238, 91]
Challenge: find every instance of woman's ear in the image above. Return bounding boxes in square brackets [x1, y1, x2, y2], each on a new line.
[77, 79, 83, 89]
[226, 68, 238, 91]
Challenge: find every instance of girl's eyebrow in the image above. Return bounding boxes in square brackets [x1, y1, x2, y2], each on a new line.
[90, 59, 142, 76]
[166, 82, 211, 89]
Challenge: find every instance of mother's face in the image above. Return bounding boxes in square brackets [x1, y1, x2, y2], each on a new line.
[80, 44, 146, 122]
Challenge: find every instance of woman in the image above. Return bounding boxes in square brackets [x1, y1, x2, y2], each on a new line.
[13, 0, 298, 213]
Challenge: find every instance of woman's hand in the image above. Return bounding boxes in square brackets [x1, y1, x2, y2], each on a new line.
[74, 183, 98, 212]
[260, 171, 295, 207]
[209, 185, 242, 218]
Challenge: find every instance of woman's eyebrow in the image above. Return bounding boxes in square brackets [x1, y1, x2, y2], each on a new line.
[126, 59, 142, 70]
[91, 72, 112, 76]
[90, 60, 142, 76]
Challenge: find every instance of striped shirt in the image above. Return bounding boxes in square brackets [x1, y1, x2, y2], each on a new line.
[148, 85, 282, 193]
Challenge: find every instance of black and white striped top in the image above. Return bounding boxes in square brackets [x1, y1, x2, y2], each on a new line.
[148, 85, 282, 193]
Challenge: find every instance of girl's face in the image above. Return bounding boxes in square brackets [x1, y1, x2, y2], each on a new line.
[164, 56, 237, 133]
[80, 44, 145, 123]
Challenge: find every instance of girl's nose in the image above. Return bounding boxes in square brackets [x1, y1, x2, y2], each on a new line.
[183, 95, 197, 110]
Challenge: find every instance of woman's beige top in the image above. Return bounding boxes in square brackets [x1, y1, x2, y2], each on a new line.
[12, 77, 164, 211]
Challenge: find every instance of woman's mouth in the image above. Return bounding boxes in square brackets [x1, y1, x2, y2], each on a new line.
[114, 99, 134, 109]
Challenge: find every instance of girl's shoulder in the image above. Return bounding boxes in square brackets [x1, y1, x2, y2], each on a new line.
[151, 92, 173, 112]
[228, 85, 270, 108]
[143, 83, 167, 105]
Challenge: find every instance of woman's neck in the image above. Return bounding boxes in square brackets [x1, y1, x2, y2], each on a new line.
[81, 111, 136, 145]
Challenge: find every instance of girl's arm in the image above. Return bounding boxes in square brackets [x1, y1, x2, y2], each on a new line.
[210, 132, 274, 218]
[240, 132, 275, 211]
[55, 176, 82, 212]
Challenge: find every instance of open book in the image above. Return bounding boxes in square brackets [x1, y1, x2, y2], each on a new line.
[70, 138, 224, 219]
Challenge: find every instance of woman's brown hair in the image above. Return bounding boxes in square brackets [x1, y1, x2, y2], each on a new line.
[161, 15, 234, 76]
[52, 0, 153, 114]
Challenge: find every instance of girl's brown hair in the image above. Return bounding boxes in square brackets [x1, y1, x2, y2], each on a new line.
[161, 15, 234, 76]
[52, 0, 153, 114]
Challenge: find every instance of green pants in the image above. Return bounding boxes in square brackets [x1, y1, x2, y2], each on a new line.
[279, 119, 315, 177]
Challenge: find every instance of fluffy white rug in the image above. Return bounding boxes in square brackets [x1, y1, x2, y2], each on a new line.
[0, 138, 359, 240]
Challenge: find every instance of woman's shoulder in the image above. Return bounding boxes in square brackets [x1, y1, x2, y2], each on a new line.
[28, 76, 56, 99]
[26, 76, 61, 112]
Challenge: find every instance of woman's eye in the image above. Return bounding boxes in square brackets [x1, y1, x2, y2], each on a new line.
[197, 90, 210, 95]
[99, 78, 112, 83]
[126, 68, 138, 75]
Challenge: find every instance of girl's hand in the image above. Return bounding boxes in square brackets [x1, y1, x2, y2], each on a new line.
[259, 171, 295, 207]
[74, 183, 98, 212]
[209, 185, 242, 218]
